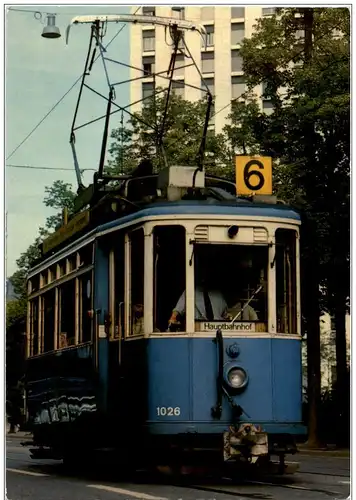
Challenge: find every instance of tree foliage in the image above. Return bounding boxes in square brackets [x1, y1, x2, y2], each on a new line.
[106, 88, 227, 176]
[226, 7, 350, 444]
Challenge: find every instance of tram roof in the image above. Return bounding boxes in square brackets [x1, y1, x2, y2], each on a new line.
[28, 199, 300, 277]
[98, 200, 301, 234]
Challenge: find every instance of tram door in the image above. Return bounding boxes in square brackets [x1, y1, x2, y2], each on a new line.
[107, 231, 125, 418]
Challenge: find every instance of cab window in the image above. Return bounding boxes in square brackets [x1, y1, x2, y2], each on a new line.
[153, 225, 186, 332]
[276, 228, 297, 334]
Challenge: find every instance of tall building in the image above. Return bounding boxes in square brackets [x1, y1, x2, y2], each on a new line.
[129, 6, 275, 133]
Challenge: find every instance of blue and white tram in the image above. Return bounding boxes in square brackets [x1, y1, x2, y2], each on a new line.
[25, 166, 306, 469]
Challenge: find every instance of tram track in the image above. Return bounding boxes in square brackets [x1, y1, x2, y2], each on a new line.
[169, 470, 349, 499]
[301, 470, 350, 478]
[177, 478, 347, 499]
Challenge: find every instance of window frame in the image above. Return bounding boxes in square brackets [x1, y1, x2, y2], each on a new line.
[231, 49, 243, 72]
[142, 30, 155, 52]
[231, 75, 245, 99]
[275, 228, 298, 335]
[201, 51, 215, 74]
[153, 224, 187, 333]
[231, 6, 245, 19]
[231, 22, 245, 46]
[126, 227, 146, 337]
[27, 254, 94, 357]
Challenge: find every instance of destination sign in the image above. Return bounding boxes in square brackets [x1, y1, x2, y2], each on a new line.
[42, 210, 90, 254]
[196, 322, 256, 332]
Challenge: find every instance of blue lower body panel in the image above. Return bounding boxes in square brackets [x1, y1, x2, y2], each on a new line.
[134, 336, 306, 442]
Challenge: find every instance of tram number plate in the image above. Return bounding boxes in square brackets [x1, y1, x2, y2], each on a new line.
[156, 407, 181, 416]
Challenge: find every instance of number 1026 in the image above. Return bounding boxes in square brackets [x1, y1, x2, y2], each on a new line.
[156, 406, 181, 416]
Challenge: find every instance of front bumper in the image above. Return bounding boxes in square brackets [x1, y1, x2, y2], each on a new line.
[224, 423, 269, 462]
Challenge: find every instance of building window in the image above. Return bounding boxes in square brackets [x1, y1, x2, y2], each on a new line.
[142, 6, 155, 16]
[142, 30, 155, 52]
[172, 80, 185, 98]
[231, 50, 243, 72]
[262, 81, 268, 97]
[202, 25, 214, 47]
[231, 7, 245, 18]
[262, 7, 275, 16]
[201, 77, 214, 97]
[142, 82, 155, 105]
[201, 51, 214, 73]
[172, 7, 185, 20]
[231, 23, 245, 45]
[201, 6, 214, 21]
[142, 55, 155, 76]
[231, 76, 245, 99]
[263, 100, 274, 115]
[174, 53, 185, 76]
[295, 29, 305, 41]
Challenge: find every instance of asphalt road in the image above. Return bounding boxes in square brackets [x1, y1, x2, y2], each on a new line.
[6, 437, 350, 500]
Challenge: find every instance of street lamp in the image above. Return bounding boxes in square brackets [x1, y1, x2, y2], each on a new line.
[41, 13, 61, 39]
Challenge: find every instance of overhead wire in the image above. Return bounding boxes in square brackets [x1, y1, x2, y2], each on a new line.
[6, 164, 96, 172]
[7, 7, 131, 16]
[6, 6, 142, 161]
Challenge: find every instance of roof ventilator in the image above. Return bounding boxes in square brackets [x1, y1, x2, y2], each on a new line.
[157, 166, 205, 201]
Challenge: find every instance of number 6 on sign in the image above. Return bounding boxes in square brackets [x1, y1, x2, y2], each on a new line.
[235, 156, 272, 196]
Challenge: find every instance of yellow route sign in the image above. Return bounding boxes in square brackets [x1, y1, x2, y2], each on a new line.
[235, 156, 272, 196]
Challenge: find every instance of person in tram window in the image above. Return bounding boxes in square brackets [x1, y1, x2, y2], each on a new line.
[168, 264, 228, 327]
[168, 285, 227, 327]
[224, 300, 259, 321]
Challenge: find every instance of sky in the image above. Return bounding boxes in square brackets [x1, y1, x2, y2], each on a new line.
[5, 4, 133, 277]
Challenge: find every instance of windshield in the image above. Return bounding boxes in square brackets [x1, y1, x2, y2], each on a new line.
[194, 244, 268, 327]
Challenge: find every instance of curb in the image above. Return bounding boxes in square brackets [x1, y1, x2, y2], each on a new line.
[6, 433, 32, 439]
[297, 448, 350, 458]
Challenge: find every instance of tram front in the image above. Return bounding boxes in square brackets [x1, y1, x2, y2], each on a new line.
[139, 197, 305, 467]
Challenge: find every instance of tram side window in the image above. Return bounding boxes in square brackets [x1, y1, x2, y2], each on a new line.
[114, 236, 125, 339]
[276, 229, 297, 334]
[42, 289, 55, 352]
[59, 280, 76, 347]
[80, 273, 93, 343]
[154, 225, 186, 332]
[130, 229, 144, 336]
[79, 244, 93, 267]
[30, 299, 39, 356]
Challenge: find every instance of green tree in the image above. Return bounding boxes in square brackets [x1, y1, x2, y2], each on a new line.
[226, 7, 350, 445]
[106, 89, 226, 176]
[43, 180, 76, 230]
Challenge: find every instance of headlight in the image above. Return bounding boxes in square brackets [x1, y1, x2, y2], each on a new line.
[227, 367, 248, 389]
